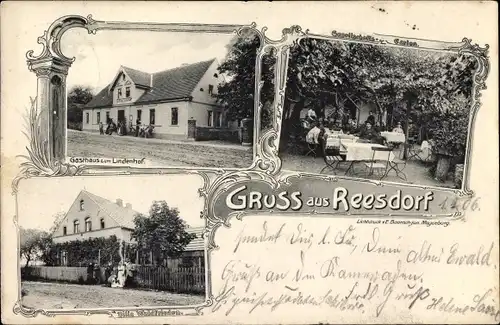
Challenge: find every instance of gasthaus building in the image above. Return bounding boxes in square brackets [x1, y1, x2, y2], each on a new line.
[82, 58, 227, 140]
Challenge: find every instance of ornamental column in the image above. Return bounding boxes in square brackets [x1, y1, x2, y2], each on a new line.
[27, 57, 73, 162]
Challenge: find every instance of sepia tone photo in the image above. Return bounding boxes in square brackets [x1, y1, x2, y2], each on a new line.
[62, 28, 264, 168]
[277, 39, 477, 189]
[17, 176, 207, 310]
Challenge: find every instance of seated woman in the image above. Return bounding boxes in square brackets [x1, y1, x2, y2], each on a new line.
[392, 122, 404, 134]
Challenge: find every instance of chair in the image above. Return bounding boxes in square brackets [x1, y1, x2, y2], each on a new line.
[364, 146, 392, 178]
[365, 146, 408, 181]
[320, 135, 345, 174]
[305, 141, 318, 157]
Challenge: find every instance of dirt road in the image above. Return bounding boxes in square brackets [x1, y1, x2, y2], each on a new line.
[67, 130, 253, 168]
[22, 281, 205, 309]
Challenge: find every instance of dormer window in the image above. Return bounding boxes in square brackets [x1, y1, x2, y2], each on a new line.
[85, 217, 92, 232]
[125, 87, 131, 98]
[73, 220, 80, 233]
[79, 200, 84, 211]
[117, 88, 122, 99]
[208, 85, 214, 95]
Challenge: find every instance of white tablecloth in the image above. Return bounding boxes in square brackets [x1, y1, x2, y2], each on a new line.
[381, 131, 406, 143]
[326, 135, 358, 148]
[343, 142, 395, 162]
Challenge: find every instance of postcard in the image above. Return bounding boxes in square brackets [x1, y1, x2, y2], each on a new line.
[1, 1, 498, 324]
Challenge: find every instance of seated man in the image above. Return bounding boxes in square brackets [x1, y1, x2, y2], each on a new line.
[306, 122, 321, 144]
[306, 107, 317, 124]
[357, 122, 382, 144]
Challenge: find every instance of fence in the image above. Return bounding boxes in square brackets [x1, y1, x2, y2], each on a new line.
[22, 266, 89, 283]
[21, 265, 205, 294]
[133, 265, 205, 294]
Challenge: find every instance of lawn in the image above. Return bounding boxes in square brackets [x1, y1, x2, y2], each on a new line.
[21, 281, 205, 309]
[67, 130, 253, 168]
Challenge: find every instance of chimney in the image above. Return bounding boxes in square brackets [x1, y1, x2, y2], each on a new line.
[125, 203, 132, 209]
[116, 199, 123, 207]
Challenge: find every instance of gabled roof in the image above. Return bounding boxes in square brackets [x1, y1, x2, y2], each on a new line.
[84, 59, 216, 109]
[82, 190, 140, 230]
[122, 66, 151, 88]
[184, 226, 205, 252]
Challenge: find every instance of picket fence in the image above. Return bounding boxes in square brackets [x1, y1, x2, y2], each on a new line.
[133, 265, 205, 294]
[21, 265, 205, 294]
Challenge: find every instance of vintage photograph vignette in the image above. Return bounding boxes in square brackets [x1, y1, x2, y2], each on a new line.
[10, 13, 491, 320]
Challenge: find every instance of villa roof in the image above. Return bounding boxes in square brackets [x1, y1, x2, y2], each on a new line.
[85, 59, 216, 109]
[60, 190, 204, 252]
[82, 190, 140, 230]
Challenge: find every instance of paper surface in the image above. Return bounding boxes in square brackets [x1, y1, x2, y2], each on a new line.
[1, 1, 498, 324]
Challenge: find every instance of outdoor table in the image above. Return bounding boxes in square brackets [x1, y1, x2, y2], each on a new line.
[342, 142, 395, 176]
[325, 134, 358, 149]
[381, 131, 406, 143]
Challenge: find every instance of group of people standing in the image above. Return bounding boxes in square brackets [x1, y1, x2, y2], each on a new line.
[104, 260, 135, 288]
[98, 118, 152, 138]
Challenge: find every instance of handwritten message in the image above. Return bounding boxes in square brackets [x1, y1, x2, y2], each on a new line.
[212, 219, 498, 322]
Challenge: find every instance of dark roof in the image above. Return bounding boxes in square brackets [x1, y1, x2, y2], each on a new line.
[84, 59, 215, 109]
[122, 66, 151, 88]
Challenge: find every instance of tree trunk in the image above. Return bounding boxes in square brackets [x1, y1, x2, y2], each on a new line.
[279, 98, 305, 152]
[435, 154, 452, 182]
[454, 164, 464, 189]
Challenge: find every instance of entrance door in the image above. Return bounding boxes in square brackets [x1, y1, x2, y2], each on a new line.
[118, 110, 125, 123]
[188, 119, 196, 139]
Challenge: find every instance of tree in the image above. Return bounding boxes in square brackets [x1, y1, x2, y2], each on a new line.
[67, 85, 94, 128]
[131, 201, 196, 265]
[216, 32, 276, 129]
[20, 228, 52, 267]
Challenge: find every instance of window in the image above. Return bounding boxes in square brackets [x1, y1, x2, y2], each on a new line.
[106, 111, 110, 123]
[125, 87, 131, 98]
[208, 84, 214, 95]
[122, 74, 126, 81]
[100, 218, 105, 229]
[73, 220, 80, 233]
[137, 110, 142, 123]
[208, 111, 213, 127]
[150, 109, 156, 125]
[171, 107, 178, 125]
[213, 73, 218, 78]
[117, 88, 122, 99]
[85, 113, 89, 124]
[97, 112, 101, 123]
[63, 226, 67, 235]
[215, 111, 222, 128]
[79, 199, 84, 211]
[85, 217, 92, 232]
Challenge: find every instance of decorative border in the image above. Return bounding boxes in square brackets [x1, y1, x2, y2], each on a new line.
[12, 15, 490, 319]
[12, 171, 223, 318]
